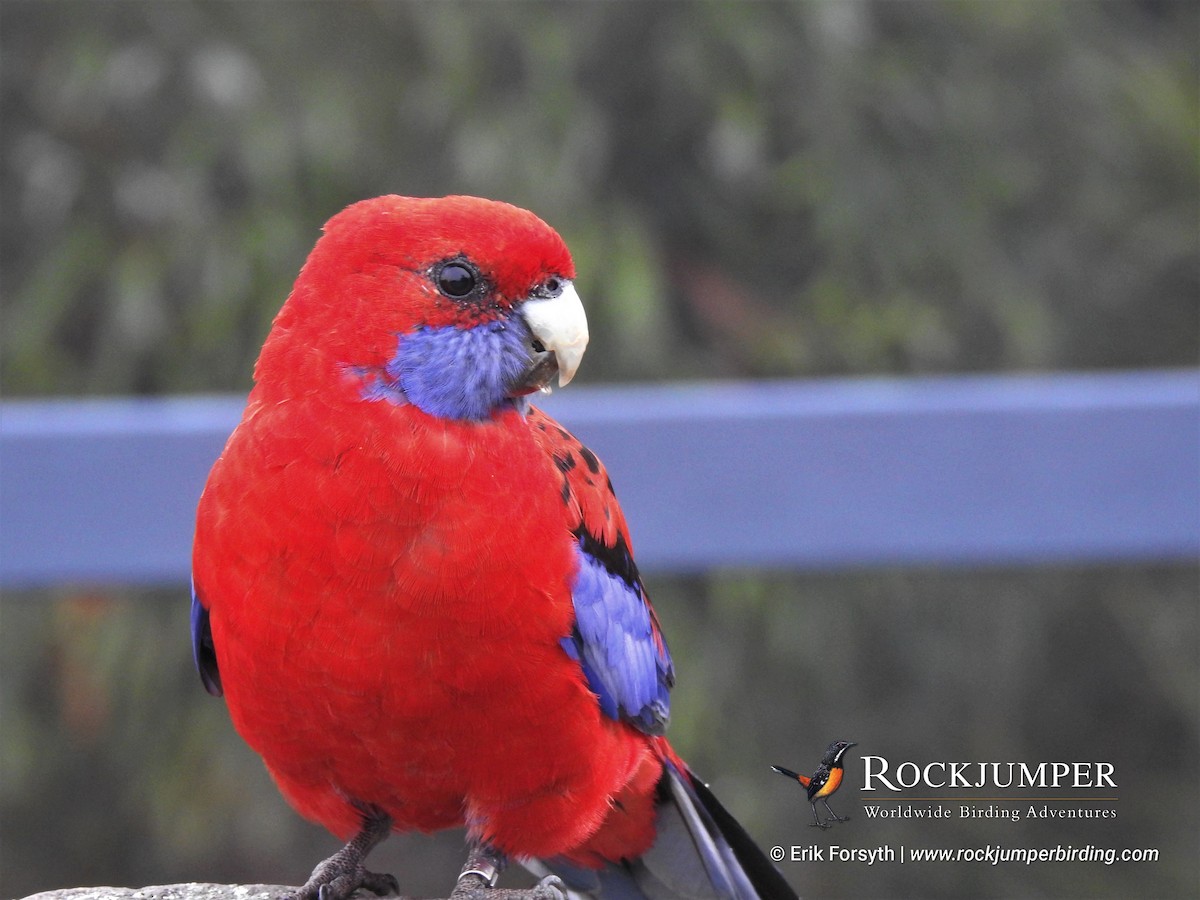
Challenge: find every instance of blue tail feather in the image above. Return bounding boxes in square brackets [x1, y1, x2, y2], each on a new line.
[529, 761, 796, 900]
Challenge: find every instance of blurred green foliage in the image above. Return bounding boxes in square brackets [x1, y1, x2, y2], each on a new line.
[1, 1, 1197, 899]
[3, 0, 1196, 395]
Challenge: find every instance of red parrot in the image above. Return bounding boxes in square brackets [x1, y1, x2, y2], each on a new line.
[191, 195, 796, 900]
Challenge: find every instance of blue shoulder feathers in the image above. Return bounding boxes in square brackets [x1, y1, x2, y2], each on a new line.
[561, 532, 674, 735]
[190, 580, 222, 697]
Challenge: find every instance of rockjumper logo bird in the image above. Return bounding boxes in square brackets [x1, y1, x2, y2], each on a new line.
[773, 740, 858, 829]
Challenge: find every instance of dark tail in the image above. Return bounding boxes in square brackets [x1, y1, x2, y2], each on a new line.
[771, 765, 810, 790]
[531, 761, 797, 900]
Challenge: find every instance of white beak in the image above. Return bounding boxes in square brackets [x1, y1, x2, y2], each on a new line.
[520, 282, 589, 387]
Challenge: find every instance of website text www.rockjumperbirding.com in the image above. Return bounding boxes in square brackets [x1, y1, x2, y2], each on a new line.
[769, 843, 1159, 866]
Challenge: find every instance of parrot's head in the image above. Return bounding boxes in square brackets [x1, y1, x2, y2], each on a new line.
[254, 194, 587, 421]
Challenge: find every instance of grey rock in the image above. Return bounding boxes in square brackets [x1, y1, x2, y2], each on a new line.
[20, 885, 296, 900]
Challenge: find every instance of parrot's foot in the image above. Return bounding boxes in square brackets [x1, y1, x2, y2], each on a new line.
[451, 874, 566, 900]
[449, 843, 566, 900]
[304, 867, 400, 900]
[289, 809, 400, 900]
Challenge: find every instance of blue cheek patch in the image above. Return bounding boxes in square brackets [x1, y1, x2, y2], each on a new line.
[354, 320, 533, 421]
[563, 543, 673, 735]
[346, 365, 408, 406]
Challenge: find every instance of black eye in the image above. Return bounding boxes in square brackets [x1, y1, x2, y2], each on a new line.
[540, 277, 564, 298]
[437, 262, 477, 298]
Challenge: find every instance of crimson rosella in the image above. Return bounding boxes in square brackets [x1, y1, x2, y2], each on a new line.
[191, 195, 796, 900]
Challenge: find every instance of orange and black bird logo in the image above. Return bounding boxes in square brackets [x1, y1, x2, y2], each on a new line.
[773, 740, 857, 829]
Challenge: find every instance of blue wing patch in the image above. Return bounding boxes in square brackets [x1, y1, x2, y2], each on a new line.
[561, 539, 673, 735]
[191, 579, 223, 697]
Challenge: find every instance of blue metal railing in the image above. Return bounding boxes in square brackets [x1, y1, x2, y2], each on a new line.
[2, 369, 1197, 588]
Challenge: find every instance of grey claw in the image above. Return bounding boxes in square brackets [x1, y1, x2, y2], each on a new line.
[531, 875, 567, 900]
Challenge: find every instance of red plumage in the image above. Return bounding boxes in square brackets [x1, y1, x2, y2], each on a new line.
[192, 195, 793, 899]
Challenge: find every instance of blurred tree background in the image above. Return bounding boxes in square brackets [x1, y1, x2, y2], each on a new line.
[1, 2, 1197, 899]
